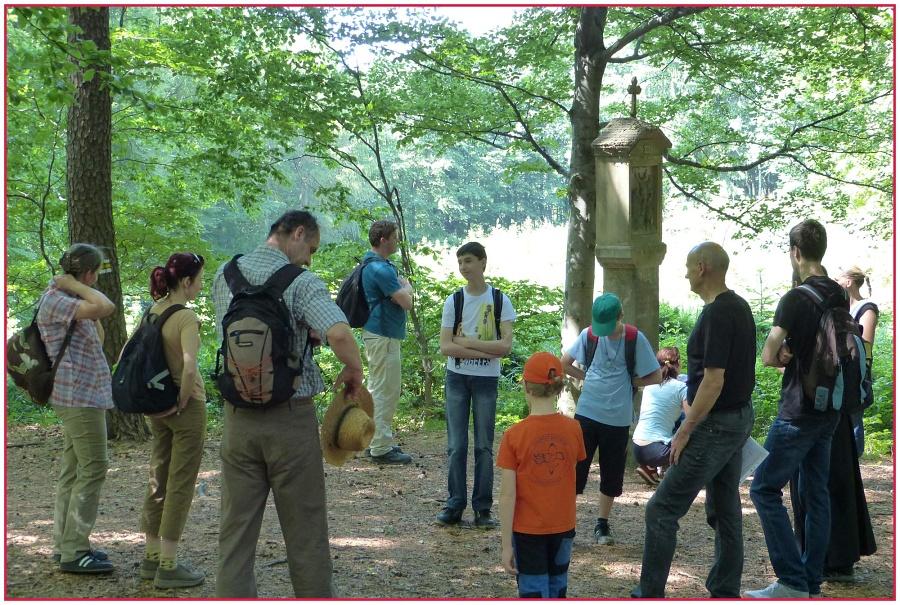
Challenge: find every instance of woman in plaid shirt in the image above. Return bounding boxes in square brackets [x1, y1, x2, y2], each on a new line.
[37, 243, 116, 574]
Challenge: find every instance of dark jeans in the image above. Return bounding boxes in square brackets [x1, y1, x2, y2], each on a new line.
[749, 412, 839, 595]
[633, 441, 671, 468]
[638, 405, 754, 598]
[444, 370, 498, 512]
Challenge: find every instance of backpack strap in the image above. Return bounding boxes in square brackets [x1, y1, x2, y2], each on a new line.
[148, 304, 187, 329]
[263, 263, 305, 295]
[360, 255, 392, 322]
[34, 294, 78, 371]
[223, 254, 249, 294]
[796, 283, 826, 309]
[585, 327, 599, 370]
[49, 319, 78, 375]
[492, 286, 503, 339]
[623, 323, 638, 379]
[853, 301, 878, 323]
[452, 288, 464, 368]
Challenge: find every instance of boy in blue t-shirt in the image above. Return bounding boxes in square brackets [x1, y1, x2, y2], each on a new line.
[561, 293, 661, 545]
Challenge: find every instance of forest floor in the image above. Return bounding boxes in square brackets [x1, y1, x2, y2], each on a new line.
[5, 423, 895, 600]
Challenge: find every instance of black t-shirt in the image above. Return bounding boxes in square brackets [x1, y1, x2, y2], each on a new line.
[686, 290, 757, 412]
[773, 275, 846, 420]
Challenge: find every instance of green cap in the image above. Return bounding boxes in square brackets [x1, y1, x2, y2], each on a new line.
[591, 293, 622, 337]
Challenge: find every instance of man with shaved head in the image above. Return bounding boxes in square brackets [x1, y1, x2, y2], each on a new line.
[633, 242, 756, 598]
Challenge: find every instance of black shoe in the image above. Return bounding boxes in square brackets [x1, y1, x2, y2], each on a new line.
[364, 445, 401, 457]
[436, 507, 463, 526]
[474, 509, 498, 529]
[824, 566, 855, 583]
[53, 549, 108, 565]
[594, 522, 614, 545]
[59, 551, 114, 574]
[371, 448, 412, 464]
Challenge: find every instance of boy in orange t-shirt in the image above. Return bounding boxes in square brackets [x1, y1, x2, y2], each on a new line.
[497, 352, 586, 598]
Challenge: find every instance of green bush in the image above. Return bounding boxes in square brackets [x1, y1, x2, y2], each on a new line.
[7, 266, 894, 462]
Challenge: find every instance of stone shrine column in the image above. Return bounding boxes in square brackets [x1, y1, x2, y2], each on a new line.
[592, 116, 670, 351]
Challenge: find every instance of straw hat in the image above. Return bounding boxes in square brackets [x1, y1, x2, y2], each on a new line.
[321, 385, 375, 467]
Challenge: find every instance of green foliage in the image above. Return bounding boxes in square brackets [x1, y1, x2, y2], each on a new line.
[861, 311, 894, 458]
[5, 385, 61, 427]
[9, 282, 893, 461]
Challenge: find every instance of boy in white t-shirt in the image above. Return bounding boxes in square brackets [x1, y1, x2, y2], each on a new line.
[436, 242, 516, 528]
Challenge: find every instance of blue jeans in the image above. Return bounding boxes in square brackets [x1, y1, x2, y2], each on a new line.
[638, 405, 754, 598]
[514, 529, 575, 598]
[444, 370, 498, 512]
[749, 413, 839, 595]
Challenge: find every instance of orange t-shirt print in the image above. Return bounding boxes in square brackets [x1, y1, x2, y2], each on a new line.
[497, 414, 586, 535]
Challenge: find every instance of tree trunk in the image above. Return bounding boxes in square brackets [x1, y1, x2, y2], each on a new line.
[407, 306, 434, 408]
[66, 7, 148, 441]
[559, 8, 607, 415]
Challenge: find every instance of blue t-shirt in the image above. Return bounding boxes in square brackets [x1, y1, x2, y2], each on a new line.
[361, 251, 406, 340]
[566, 327, 660, 427]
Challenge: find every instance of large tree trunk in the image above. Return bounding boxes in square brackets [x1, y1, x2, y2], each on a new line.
[565, 8, 606, 341]
[66, 7, 148, 441]
[559, 8, 607, 415]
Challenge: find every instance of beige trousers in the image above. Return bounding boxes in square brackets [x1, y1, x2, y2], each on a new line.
[362, 330, 402, 457]
[141, 397, 207, 541]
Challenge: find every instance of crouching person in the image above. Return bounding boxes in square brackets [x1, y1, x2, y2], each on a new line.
[498, 352, 586, 598]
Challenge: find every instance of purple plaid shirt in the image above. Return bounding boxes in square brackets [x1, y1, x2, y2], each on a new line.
[36, 284, 113, 409]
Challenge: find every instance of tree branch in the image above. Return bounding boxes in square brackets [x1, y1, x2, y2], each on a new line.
[601, 7, 705, 61]
[407, 47, 572, 116]
[496, 87, 569, 177]
[406, 50, 569, 177]
[667, 91, 892, 173]
[663, 167, 758, 233]
[784, 153, 891, 194]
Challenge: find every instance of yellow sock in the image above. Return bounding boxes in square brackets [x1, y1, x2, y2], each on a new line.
[159, 556, 176, 570]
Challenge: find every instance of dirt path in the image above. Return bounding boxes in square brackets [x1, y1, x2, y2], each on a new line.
[5, 424, 894, 599]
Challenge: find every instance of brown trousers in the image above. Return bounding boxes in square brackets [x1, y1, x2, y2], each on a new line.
[215, 397, 333, 598]
[141, 397, 207, 541]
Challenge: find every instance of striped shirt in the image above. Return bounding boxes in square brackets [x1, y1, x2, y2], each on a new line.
[212, 244, 348, 398]
[36, 284, 114, 409]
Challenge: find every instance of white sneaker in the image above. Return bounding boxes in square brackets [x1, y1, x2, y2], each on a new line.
[743, 580, 809, 599]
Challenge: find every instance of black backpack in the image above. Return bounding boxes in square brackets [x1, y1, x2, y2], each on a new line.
[6, 300, 77, 406]
[335, 255, 390, 329]
[215, 255, 306, 408]
[796, 283, 873, 414]
[112, 304, 185, 414]
[451, 286, 504, 368]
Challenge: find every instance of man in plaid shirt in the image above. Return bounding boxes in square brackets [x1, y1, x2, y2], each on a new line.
[212, 210, 364, 598]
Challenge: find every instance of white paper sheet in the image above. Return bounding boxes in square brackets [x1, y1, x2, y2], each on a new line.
[740, 437, 769, 484]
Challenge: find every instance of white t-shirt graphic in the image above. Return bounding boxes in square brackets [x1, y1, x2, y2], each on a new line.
[441, 286, 516, 377]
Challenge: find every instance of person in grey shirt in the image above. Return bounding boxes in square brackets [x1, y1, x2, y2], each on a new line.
[211, 210, 363, 598]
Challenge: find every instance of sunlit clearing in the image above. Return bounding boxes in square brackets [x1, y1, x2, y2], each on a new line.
[331, 536, 398, 549]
